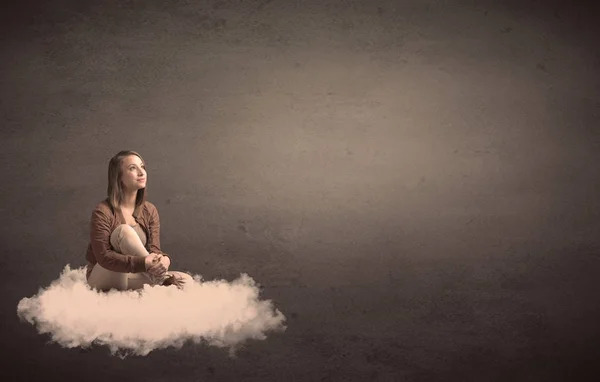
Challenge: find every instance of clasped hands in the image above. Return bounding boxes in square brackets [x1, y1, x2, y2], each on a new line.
[145, 252, 170, 277]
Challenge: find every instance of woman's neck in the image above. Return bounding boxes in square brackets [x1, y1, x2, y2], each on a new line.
[121, 191, 137, 210]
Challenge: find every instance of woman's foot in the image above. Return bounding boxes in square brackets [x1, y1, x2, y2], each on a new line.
[144, 271, 169, 286]
[159, 273, 185, 289]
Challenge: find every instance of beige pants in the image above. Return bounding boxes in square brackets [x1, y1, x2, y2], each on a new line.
[87, 224, 192, 291]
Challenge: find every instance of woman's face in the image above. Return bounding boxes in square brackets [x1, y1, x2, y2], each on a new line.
[120, 155, 147, 191]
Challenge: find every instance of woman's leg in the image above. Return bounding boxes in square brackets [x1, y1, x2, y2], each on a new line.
[87, 262, 128, 292]
[109, 224, 165, 289]
[87, 224, 154, 291]
[110, 224, 150, 258]
[88, 224, 192, 291]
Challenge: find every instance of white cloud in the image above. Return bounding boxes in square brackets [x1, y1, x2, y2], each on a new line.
[17, 265, 286, 358]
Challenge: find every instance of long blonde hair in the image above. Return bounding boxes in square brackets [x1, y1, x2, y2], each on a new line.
[106, 150, 148, 215]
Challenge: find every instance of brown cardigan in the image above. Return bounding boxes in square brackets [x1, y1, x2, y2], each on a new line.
[85, 199, 169, 280]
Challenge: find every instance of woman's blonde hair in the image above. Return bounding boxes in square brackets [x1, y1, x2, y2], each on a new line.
[106, 150, 148, 214]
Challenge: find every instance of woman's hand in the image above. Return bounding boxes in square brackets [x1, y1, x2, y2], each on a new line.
[144, 253, 161, 273]
[146, 253, 170, 276]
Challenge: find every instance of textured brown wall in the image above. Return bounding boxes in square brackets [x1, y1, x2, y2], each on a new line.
[2, 0, 599, 381]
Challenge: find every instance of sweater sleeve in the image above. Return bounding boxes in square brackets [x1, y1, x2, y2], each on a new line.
[146, 203, 171, 264]
[90, 207, 147, 273]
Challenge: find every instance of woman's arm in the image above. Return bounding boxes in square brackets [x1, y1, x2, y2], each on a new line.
[147, 203, 171, 265]
[89, 208, 147, 273]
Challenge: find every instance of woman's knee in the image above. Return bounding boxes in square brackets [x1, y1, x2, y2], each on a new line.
[110, 224, 138, 247]
[111, 224, 136, 237]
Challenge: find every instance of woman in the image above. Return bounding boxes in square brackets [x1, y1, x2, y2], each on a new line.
[85, 150, 193, 292]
